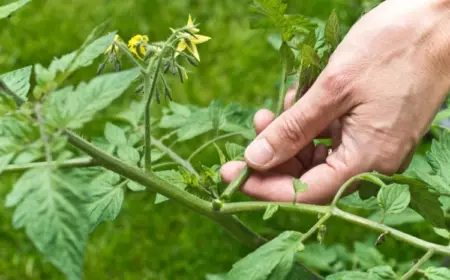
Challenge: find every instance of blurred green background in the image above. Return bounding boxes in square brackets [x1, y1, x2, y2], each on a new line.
[0, 0, 423, 279]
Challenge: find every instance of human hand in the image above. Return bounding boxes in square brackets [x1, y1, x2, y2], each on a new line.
[221, 0, 450, 204]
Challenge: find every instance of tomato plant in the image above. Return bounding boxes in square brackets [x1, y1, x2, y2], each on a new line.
[2, 0, 450, 279]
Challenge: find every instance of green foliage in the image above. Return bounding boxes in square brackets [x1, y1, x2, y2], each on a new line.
[424, 267, 450, 280]
[292, 178, 307, 204]
[263, 204, 279, 220]
[44, 69, 138, 129]
[5, 168, 89, 280]
[1, 1, 450, 279]
[377, 184, 410, 216]
[0, 0, 30, 19]
[225, 231, 304, 280]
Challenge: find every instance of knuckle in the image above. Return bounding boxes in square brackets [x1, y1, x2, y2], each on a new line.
[276, 112, 307, 144]
[320, 65, 358, 105]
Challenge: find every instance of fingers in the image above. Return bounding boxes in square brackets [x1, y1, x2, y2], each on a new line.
[245, 75, 353, 171]
[254, 109, 275, 134]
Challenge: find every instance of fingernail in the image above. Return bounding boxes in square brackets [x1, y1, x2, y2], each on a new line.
[245, 138, 274, 167]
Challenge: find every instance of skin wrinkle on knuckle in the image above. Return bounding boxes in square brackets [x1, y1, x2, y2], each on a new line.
[276, 112, 308, 146]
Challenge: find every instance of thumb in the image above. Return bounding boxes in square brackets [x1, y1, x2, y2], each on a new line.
[245, 73, 353, 170]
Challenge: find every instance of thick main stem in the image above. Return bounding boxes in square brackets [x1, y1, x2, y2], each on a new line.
[143, 75, 152, 173]
[65, 130, 265, 248]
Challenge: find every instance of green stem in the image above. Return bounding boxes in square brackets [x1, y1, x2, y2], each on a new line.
[35, 104, 53, 164]
[143, 75, 152, 172]
[3, 158, 95, 172]
[116, 42, 147, 73]
[220, 165, 251, 201]
[187, 132, 241, 162]
[219, 201, 450, 256]
[151, 136, 199, 177]
[275, 54, 288, 117]
[400, 249, 435, 280]
[300, 213, 331, 242]
[64, 130, 264, 247]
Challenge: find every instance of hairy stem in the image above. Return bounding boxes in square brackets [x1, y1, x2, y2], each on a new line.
[65, 130, 264, 247]
[187, 132, 241, 162]
[35, 104, 53, 164]
[116, 42, 147, 73]
[151, 136, 199, 177]
[275, 52, 288, 117]
[400, 249, 435, 280]
[4, 158, 95, 172]
[143, 75, 152, 172]
[220, 166, 251, 201]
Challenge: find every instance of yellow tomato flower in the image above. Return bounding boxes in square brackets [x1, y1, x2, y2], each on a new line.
[176, 15, 211, 61]
[128, 34, 149, 59]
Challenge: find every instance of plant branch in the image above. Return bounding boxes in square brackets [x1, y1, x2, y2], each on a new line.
[64, 130, 264, 247]
[275, 52, 288, 117]
[116, 42, 147, 73]
[3, 158, 95, 172]
[35, 104, 53, 164]
[187, 132, 241, 162]
[400, 249, 435, 280]
[151, 136, 199, 177]
[143, 75, 153, 172]
[300, 213, 331, 242]
[220, 166, 251, 201]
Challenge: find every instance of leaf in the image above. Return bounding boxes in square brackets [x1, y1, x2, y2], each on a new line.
[293, 179, 308, 203]
[127, 181, 146, 192]
[297, 243, 338, 272]
[392, 174, 445, 228]
[427, 132, 450, 186]
[5, 168, 89, 280]
[104, 122, 127, 146]
[263, 204, 279, 220]
[0, 153, 14, 175]
[424, 267, 450, 280]
[86, 181, 124, 232]
[301, 45, 320, 68]
[368, 208, 424, 226]
[154, 170, 187, 204]
[377, 184, 410, 215]
[285, 262, 323, 280]
[117, 146, 140, 165]
[325, 10, 341, 49]
[354, 242, 385, 270]
[0, 0, 30, 19]
[169, 101, 191, 118]
[44, 68, 138, 129]
[116, 99, 145, 128]
[326, 271, 372, 280]
[225, 143, 245, 161]
[226, 231, 304, 280]
[0, 66, 32, 100]
[214, 143, 227, 165]
[433, 227, 450, 239]
[368, 266, 397, 280]
[35, 32, 116, 85]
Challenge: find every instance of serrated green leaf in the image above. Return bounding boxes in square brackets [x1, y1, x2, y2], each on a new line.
[293, 178, 307, 204]
[325, 10, 341, 49]
[368, 266, 396, 280]
[297, 243, 338, 272]
[377, 184, 410, 215]
[425, 267, 450, 280]
[301, 45, 320, 68]
[154, 170, 186, 204]
[285, 262, 322, 280]
[169, 101, 191, 117]
[104, 122, 127, 146]
[0, 66, 32, 100]
[44, 68, 138, 129]
[116, 99, 145, 128]
[5, 168, 89, 280]
[117, 146, 140, 165]
[369, 208, 423, 226]
[354, 242, 385, 270]
[226, 231, 303, 280]
[127, 181, 146, 192]
[0, 0, 30, 19]
[392, 174, 445, 228]
[214, 143, 227, 165]
[427, 132, 450, 186]
[263, 204, 279, 220]
[225, 142, 245, 161]
[36, 32, 116, 85]
[86, 177, 124, 231]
